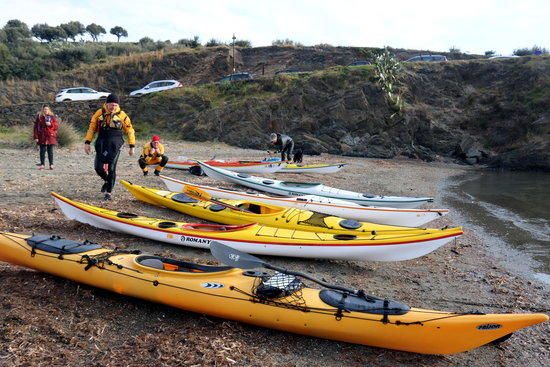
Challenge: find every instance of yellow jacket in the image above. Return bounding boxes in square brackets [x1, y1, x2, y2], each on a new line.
[84, 105, 136, 146]
[141, 142, 165, 164]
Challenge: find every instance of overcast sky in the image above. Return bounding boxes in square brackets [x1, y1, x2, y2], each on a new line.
[1, 0, 548, 54]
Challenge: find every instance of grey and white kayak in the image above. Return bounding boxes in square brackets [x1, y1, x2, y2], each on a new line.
[198, 162, 434, 209]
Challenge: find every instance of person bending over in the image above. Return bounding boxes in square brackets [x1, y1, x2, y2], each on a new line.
[138, 135, 168, 176]
[84, 94, 135, 200]
[269, 133, 294, 162]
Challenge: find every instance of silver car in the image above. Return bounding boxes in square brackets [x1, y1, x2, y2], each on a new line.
[55, 87, 110, 102]
[129, 80, 183, 97]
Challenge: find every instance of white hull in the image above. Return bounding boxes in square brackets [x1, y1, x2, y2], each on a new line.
[278, 163, 347, 174]
[199, 162, 433, 209]
[53, 196, 459, 261]
[160, 176, 448, 227]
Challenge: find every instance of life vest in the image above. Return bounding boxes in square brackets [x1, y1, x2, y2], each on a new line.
[96, 109, 124, 131]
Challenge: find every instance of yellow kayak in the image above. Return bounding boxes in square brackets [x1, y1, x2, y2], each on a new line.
[51, 192, 463, 261]
[0, 232, 546, 355]
[121, 180, 445, 237]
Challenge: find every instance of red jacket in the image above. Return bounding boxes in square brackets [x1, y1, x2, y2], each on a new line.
[33, 114, 58, 145]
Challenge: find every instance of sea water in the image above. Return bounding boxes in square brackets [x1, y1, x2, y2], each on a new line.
[447, 171, 550, 284]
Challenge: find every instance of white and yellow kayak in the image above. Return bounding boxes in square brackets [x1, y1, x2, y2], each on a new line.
[160, 175, 448, 227]
[51, 192, 463, 261]
[121, 181, 448, 238]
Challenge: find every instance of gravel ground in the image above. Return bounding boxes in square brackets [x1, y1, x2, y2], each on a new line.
[0, 140, 548, 366]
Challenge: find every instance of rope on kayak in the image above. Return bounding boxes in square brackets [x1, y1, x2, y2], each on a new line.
[80, 248, 141, 271]
[231, 275, 309, 311]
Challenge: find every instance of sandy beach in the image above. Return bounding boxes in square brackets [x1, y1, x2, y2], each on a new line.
[0, 140, 548, 366]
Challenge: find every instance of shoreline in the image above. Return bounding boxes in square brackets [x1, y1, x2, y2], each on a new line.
[0, 142, 548, 366]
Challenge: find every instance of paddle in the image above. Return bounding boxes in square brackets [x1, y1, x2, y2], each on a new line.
[183, 185, 253, 213]
[210, 241, 379, 300]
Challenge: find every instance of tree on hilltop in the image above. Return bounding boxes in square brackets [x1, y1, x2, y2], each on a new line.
[31, 23, 67, 43]
[110, 26, 128, 42]
[60, 21, 85, 42]
[86, 23, 106, 42]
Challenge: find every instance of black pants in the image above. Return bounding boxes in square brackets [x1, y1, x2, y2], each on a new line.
[39, 144, 54, 166]
[281, 140, 294, 161]
[138, 155, 168, 170]
[94, 149, 121, 193]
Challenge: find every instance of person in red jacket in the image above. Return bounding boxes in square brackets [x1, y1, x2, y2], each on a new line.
[33, 106, 59, 170]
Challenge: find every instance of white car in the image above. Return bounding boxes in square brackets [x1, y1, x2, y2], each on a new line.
[55, 87, 110, 102]
[129, 80, 182, 97]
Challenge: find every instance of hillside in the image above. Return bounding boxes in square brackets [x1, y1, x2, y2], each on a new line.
[0, 45, 477, 104]
[1, 47, 548, 171]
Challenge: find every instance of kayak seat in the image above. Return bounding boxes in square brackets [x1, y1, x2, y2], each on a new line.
[26, 235, 102, 254]
[262, 180, 275, 185]
[209, 204, 227, 212]
[237, 173, 251, 178]
[237, 203, 263, 214]
[172, 193, 199, 204]
[362, 193, 375, 198]
[137, 255, 232, 273]
[319, 290, 410, 315]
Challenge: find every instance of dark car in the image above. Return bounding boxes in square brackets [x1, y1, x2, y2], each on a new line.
[405, 55, 448, 62]
[347, 60, 370, 66]
[218, 72, 253, 83]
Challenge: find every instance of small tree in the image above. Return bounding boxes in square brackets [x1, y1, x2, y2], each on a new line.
[485, 50, 495, 57]
[60, 21, 85, 42]
[31, 24, 66, 43]
[449, 46, 461, 53]
[86, 23, 106, 42]
[110, 26, 128, 42]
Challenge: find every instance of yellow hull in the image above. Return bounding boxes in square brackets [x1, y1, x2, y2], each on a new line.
[0, 232, 546, 355]
[121, 180, 446, 236]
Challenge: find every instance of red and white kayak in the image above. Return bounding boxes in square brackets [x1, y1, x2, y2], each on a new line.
[160, 175, 448, 227]
[52, 193, 463, 261]
[166, 159, 286, 174]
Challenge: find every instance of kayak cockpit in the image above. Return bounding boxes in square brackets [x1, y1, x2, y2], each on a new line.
[136, 255, 232, 273]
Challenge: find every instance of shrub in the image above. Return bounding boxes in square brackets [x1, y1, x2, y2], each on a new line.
[56, 121, 79, 147]
[206, 38, 223, 47]
[53, 47, 93, 68]
[513, 45, 548, 56]
[485, 50, 495, 57]
[177, 35, 200, 48]
[272, 39, 303, 47]
[234, 40, 251, 47]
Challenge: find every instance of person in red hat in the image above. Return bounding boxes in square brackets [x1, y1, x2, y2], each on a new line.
[138, 135, 168, 176]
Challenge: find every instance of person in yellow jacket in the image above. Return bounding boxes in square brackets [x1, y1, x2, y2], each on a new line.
[138, 135, 168, 176]
[84, 94, 135, 200]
